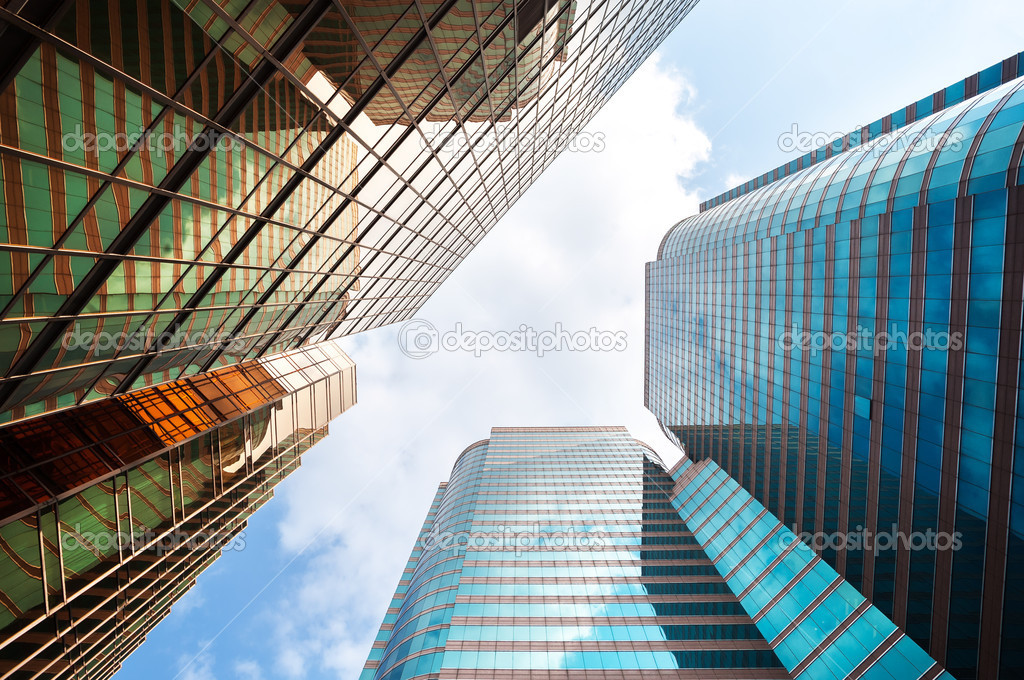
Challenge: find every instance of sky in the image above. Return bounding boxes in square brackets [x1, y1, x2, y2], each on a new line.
[116, 2, 1024, 679]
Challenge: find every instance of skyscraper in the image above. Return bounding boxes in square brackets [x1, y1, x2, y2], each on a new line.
[646, 53, 1024, 679]
[0, 338, 356, 678]
[361, 426, 951, 679]
[0, 0, 698, 424]
[0, 0, 700, 676]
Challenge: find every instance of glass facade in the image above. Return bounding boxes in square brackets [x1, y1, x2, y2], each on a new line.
[361, 426, 791, 679]
[0, 338, 357, 524]
[646, 54, 1024, 679]
[363, 427, 950, 679]
[0, 340, 357, 679]
[0, 0, 699, 424]
[668, 456, 952, 680]
[699, 52, 1024, 213]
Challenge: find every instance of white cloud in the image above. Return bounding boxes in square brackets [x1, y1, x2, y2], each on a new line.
[233, 660, 263, 680]
[176, 649, 217, 680]
[251, 52, 710, 679]
[171, 583, 206, 616]
[274, 643, 306, 680]
[723, 172, 748, 192]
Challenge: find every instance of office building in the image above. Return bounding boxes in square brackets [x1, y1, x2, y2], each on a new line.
[0, 340, 356, 678]
[361, 426, 950, 679]
[646, 53, 1024, 679]
[0, 0, 698, 423]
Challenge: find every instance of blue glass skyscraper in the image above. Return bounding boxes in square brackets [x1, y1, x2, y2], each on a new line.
[646, 53, 1024, 679]
[361, 427, 950, 679]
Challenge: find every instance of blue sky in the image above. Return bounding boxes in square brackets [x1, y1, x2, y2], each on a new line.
[116, 2, 1024, 678]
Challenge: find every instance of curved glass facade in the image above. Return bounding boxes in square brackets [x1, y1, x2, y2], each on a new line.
[646, 58, 1024, 679]
[698, 52, 1024, 213]
[361, 427, 790, 679]
[364, 427, 952, 679]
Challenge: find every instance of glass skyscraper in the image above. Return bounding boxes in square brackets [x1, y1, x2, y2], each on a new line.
[646, 53, 1024, 679]
[1, 338, 356, 678]
[361, 426, 950, 679]
[0, 0, 698, 424]
[0, 0, 700, 676]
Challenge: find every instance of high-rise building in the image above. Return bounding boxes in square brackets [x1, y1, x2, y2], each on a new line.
[0, 338, 356, 678]
[0, 0, 699, 676]
[0, 0, 698, 424]
[360, 426, 951, 679]
[646, 53, 1024, 679]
